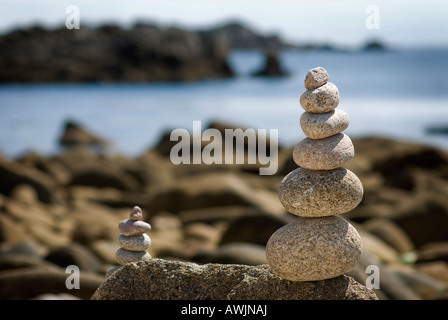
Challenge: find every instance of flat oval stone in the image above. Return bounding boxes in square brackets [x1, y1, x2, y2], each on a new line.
[115, 248, 151, 265]
[300, 109, 349, 139]
[117, 233, 151, 252]
[304, 67, 329, 90]
[293, 133, 354, 170]
[278, 167, 363, 217]
[119, 219, 151, 236]
[266, 216, 362, 281]
[300, 82, 339, 113]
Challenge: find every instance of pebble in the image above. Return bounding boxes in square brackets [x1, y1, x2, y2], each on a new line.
[278, 167, 364, 217]
[304, 67, 329, 90]
[115, 248, 152, 265]
[293, 133, 354, 170]
[300, 82, 340, 113]
[130, 206, 143, 221]
[300, 109, 349, 139]
[119, 219, 151, 236]
[266, 216, 362, 281]
[117, 233, 151, 252]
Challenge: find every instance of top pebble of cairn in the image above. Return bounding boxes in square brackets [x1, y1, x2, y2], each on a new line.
[304, 66, 330, 90]
[130, 206, 143, 221]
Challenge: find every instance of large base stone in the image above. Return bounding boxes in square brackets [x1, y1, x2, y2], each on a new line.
[91, 258, 377, 300]
[266, 216, 362, 281]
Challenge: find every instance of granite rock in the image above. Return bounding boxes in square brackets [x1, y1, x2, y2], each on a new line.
[304, 67, 329, 90]
[300, 82, 339, 113]
[266, 216, 362, 281]
[300, 109, 349, 140]
[278, 167, 364, 217]
[293, 133, 354, 170]
[91, 258, 377, 300]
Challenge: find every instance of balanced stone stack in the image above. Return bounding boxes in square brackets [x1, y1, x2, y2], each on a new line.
[266, 67, 364, 282]
[115, 206, 152, 265]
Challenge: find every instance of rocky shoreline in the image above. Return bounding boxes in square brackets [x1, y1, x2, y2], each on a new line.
[0, 21, 292, 83]
[1, 120, 448, 299]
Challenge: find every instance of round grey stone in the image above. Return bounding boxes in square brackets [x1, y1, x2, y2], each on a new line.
[119, 219, 151, 236]
[266, 216, 362, 281]
[115, 248, 151, 265]
[117, 233, 151, 252]
[300, 82, 339, 113]
[278, 167, 363, 217]
[293, 133, 354, 170]
[304, 67, 329, 90]
[300, 109, 349, 139]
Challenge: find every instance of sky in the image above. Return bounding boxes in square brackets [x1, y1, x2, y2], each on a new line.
[1, 0, 448, 48]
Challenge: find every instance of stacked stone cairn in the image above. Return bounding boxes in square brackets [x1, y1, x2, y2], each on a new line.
[107, 206, 152, 277]
[266, 67, 364, 281]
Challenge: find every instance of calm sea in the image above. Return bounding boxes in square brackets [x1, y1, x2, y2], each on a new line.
[0, 48, 447, 158]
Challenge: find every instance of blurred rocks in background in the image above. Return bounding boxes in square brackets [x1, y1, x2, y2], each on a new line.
[1, 120, 448, 299]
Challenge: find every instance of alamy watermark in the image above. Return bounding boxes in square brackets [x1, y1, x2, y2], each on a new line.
[365, 5, 380, 29]
[169, 121, 279, 175]
[66, 5, 80, 30]
[365, 264, 380, 289]
[65, 265, 80, 289]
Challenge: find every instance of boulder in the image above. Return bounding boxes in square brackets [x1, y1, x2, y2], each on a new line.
[352, 137, 448, 190]
[0, 214, 28, 244]
[192, 242, 268, 265]
[391, 198, 448, 247]
[415, 261, 448, 286]
[59, 120, 109, 149]
[219, 212, 293, 246]
[0, 266, 104, 299]
[387, 264, 448, 300]
[416, 242, 448, 263]
[0, 24, 235, 83]
[0, 159, 57, 203]
[0, 254, 58, 272]
[145, 172, 284, 216]
[91, 258, 378, 300]
[361, 218, 415, 253]
[45, 243, 103, 273]
[251, 50, 289, 77]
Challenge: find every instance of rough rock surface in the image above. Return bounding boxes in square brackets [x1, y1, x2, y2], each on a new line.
[278, 167, 364, 217]
[266, 216, 362, 281]
[91, 258, 378, 300]
[293, 133, 354, 170]
[304, 67, 330, 90]
[299, 82, 340, 113]
[300, 110, 349, 140]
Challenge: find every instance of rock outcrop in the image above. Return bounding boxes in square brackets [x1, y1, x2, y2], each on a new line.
[0, 24, 234, 83]
[91, 258, 378, 300]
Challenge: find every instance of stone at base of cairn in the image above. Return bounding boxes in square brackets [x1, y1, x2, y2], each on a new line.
[266, 216, 362, 281]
